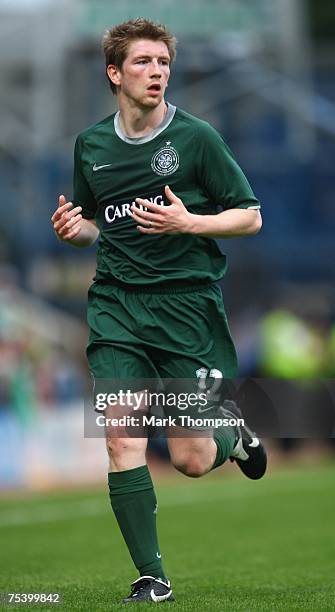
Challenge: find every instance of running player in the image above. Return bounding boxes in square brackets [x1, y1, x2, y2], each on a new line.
[51, 18, 266, 604]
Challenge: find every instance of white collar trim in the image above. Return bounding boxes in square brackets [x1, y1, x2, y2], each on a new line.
[114, 103, 176, 145]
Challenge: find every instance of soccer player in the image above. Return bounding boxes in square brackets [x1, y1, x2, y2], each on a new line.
[51, 18, 266, 604]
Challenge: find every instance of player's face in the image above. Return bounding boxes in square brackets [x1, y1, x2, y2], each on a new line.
[109, 39, 171, 108]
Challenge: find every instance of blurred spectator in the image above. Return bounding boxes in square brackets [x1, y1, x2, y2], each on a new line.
[258, 308, 326, 378]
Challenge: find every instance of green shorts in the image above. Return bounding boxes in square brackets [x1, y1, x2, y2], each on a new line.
[87, 280, 238, 384]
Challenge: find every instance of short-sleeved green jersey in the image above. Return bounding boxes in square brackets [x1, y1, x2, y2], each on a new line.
[73, 103, 260, 288]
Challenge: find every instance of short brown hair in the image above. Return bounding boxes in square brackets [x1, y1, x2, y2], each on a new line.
[102, 18, 177, 94]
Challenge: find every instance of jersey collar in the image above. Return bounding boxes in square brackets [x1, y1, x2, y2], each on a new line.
[114, 103, 176, 145]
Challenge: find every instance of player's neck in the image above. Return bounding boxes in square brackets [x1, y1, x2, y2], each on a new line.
[117, 99, 168, 138]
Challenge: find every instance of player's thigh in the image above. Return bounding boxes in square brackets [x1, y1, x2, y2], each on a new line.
[87, 341, 159, 380]
[157, 285, 238, 433]
[158, 284, 238, 381]
[104, 401, 148, 466]
[87, 343, 156, 459]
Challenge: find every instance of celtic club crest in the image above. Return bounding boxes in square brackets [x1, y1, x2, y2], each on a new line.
[151, 142, 179, 176]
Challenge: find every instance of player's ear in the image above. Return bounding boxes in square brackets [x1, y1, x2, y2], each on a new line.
[107, 64, 121, 87]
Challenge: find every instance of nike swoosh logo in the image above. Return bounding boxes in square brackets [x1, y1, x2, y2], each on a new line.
[197, 405, 216, 414]
[249, 437, 260, 448]
[150, 589, 172, 603]
[93, 163, 112, 171]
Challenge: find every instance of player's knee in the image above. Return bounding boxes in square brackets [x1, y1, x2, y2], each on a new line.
[106, 437, 145, 461]
[172, 453, 206, 478]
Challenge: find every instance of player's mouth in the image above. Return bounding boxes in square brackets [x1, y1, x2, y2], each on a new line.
[147, 83, 162, 95]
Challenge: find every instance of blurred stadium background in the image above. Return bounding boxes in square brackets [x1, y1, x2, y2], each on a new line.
[0, 0, 335, 490]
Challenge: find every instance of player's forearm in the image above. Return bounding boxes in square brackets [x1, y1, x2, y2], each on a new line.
[188, 208, 262, 238]
[60, 218, 100, 248]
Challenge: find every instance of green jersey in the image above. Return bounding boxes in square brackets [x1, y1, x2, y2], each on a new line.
[73, 103, 260, 287]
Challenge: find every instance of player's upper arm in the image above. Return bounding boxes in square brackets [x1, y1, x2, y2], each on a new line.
[73, 136, 98, 220]
[195, 123, 260, 211]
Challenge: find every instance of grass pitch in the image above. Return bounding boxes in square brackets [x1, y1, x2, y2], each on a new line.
[1, 462, 334, 611]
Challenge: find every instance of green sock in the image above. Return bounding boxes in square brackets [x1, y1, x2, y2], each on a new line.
[108, 465, 165, 580]
[212, 425, 237, 469]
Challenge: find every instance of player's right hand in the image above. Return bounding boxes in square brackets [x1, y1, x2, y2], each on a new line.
[51, 195, 83, 241]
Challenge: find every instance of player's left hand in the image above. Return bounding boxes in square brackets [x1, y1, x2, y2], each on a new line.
[131, 186, 194, 234]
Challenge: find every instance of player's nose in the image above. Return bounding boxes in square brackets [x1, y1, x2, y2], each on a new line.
[149, 59, 162, 75]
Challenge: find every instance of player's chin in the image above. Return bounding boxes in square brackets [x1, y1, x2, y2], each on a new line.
[142, 93, 163, 107]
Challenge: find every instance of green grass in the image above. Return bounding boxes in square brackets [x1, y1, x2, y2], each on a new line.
[1, 463, 335, 611]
